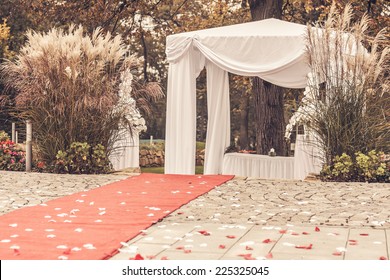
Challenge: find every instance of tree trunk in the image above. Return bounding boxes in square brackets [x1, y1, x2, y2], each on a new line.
[248, 0, 282, 19]
[253, 78, 285, 154]
[248, 0, 286, 156]
[238, 91, 249, 150]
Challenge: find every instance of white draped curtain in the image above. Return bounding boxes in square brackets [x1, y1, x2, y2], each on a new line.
[204, 61, 231, 174]
[165, 19, 312, 175]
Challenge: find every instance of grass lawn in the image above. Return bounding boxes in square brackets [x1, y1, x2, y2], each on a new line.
[141, 166, 204, 174]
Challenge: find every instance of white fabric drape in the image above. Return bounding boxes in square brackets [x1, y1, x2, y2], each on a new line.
[165, 19, 312, 175]
[110, 131, 139, 170]
[165, 48, 205, 174]
[166, 19, 310, 88]
[204, 62, 231, 174]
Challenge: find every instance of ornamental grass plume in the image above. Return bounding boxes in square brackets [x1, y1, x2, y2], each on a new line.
[297, 3, 389, 165]
[0, 25, 163, 163]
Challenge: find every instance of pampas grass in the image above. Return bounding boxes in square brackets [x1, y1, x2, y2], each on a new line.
[1, 25, 163, 163]
[302, 3, 389, 165]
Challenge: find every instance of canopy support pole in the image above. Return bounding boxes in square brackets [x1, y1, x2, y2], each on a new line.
[165, 51, 198, 174]
[204, 62, 231, 174]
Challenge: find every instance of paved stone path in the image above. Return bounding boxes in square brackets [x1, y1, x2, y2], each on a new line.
[162, 177, 390, 228]
[1, 171, 389, 260]
[0, 171, 128, 215]
[111, 177, 390, 260]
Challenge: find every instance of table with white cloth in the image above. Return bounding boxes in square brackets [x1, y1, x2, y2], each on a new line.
[222, 153, 294, 179]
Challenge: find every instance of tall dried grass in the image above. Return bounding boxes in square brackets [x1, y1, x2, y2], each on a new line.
[303, 3, 389, 165]
[0, 25, 163, 162]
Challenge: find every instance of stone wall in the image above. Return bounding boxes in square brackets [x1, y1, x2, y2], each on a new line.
[139, 149, 205, 167]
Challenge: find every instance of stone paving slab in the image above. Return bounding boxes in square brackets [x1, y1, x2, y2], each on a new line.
[344, 228, 388, 260]
[112, 223, 389, 260]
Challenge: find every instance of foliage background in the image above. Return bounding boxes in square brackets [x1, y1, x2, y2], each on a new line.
[0, 0, 389, 146]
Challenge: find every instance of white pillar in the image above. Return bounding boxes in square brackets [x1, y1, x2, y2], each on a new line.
[165, 48, 205, 175]
[11, 123, 16, 142]
[204, 62, 231, 174]
[26, 120, 32, 172]
[165, 53, 197, 174]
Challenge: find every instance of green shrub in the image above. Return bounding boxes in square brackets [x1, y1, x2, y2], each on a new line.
[332, 153, 353, 180]
[0, 130, 10, 141]
[55, 142, 112, 174]
[0, 139, 25, 171]
[321, 150, 389, 183]
[355, 151, 388, 182]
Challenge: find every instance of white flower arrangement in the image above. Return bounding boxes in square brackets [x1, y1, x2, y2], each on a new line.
[285, 73, 319, 140]
[117, 69, 147, 133]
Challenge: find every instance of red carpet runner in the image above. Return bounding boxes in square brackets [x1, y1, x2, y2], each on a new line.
[0, 173, 233, 260]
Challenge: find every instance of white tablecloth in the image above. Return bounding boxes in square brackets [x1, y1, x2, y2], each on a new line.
[222, 153, 294, 179]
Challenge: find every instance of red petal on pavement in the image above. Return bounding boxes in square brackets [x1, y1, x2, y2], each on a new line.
[184, 249, 192, 254]
[161, 256, 168, 260]
[226, 235, 236, 239]
[295, 244, 313, 250]
[198, 230, 211, 236]
[176, 246, 184, 250]
[63, 248, 71, 255]
[279, 230, 287, 234]
[315, 227, 320, 232]
[291, 232, 299, 236]
[379, 256, 387, 260]
[348, 240, 358, 242]
[245, 246, 253, 251]
[177, 212, 184, 215]
[302, 232, 310, 235]
[265, 252, 273, 259]
[332, 252, 342, 256]
[13, 249, 20, 255]
[130, 254, 144, 260]
[219, 244, 226, 249]
[262, 239, 272, 243]
[146, 255, 155, 260]
[359, 233, 369, 236]
[238, 253, 255, 260]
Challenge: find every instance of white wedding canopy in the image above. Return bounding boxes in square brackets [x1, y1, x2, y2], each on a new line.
[165, 18, 312, 175]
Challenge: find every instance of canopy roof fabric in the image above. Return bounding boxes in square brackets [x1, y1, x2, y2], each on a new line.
[165, 19, 312, 175]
